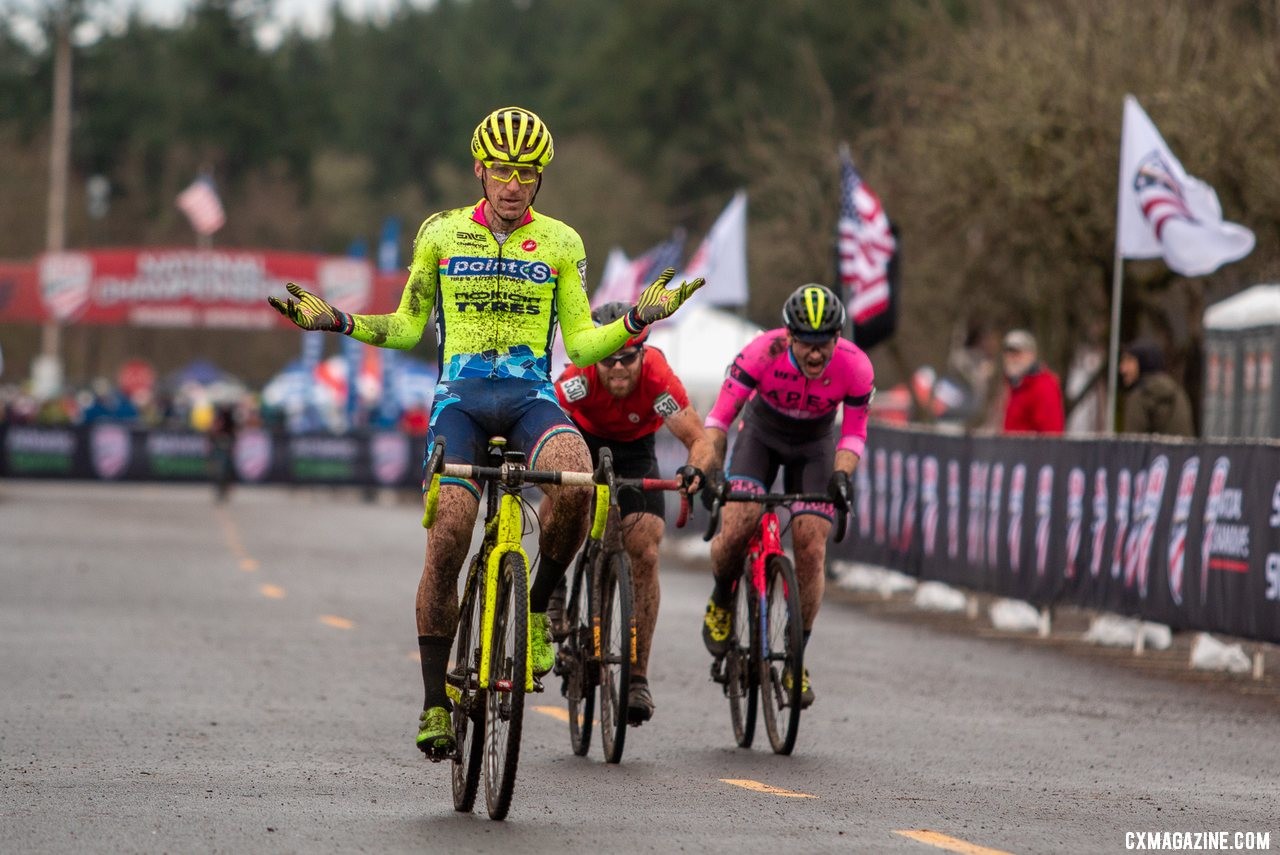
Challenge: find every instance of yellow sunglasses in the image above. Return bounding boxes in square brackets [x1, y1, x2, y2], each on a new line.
[483, 161, 541, 185]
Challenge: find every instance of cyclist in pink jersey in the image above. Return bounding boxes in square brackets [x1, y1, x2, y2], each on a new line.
[701, 284, 874, 707]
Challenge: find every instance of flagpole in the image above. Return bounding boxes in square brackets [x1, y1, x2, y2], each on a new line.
[1106, 246, 1123, 434]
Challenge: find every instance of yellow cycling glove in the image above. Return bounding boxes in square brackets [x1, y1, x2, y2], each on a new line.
[624, 267, 705, 331]
[267, 282, 354, 334]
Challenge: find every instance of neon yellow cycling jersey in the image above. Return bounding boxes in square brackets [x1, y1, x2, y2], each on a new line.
[347, 200, 631, 382]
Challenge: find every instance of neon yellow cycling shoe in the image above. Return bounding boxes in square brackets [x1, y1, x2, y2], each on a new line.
[529, 612, 555, 677]
[702, 596, 732, 657]
[416, 706, 455, 759]
[782, 666, 815, 709]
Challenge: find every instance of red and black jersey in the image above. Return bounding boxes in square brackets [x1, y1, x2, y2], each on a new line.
[554, 347, 690, 442]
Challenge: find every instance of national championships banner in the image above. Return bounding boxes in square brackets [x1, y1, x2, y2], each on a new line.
[0, 249, 406, 328]
[833, 426, 1280, 644]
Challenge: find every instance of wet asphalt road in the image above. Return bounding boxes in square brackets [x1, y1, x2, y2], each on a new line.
[1, 481, 1277, 854]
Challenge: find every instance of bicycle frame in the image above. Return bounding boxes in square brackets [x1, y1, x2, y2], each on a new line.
[423, 438, 597, 694]
[582, 449, 689, 661]
[745, 506, 786, 663]
[480, 490, 533, 692]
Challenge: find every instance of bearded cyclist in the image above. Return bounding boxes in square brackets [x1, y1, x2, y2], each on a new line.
[701, 284, 873, 708]
[551, 301, 715, 724]
[267, 106, 703, 759]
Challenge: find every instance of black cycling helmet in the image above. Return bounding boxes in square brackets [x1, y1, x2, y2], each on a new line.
[782, 283, 846, 341]
[592, 300, 649, 348]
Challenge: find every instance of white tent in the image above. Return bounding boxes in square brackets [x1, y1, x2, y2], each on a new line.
[645, 303, 763, 411]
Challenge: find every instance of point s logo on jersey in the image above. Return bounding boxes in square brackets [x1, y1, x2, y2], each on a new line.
[444, 256, 554, 284]
[1167, 456, 1200, 606]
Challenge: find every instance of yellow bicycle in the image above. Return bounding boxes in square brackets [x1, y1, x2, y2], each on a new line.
[422, 435, 594, 821]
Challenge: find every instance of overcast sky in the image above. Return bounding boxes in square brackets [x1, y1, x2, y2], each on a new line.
[16, 0, 422, 49]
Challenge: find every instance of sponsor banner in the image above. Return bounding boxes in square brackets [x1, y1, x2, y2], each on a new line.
[0, 252, 407, 327]
[835, 426, 1280, 644]
[0, 424, 422, 488]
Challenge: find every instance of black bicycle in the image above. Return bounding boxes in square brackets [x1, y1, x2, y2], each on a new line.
[556, 447, 689, 764]
[703, 483, 848, 755]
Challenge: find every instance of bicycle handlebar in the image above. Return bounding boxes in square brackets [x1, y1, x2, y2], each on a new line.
[702, 486, 849, 544]
[422, 437, 691, 529]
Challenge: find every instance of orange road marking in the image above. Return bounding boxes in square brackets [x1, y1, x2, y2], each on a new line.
[319, 615, 354, 630]
[216, 508, 257, 571]
[259, 584, 286, 599]
[895, 830, 1016, 855]
[533, 705, 569, 722]
[720, 779, 816, 798]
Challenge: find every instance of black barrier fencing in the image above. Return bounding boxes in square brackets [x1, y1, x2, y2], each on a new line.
[7, 421, 1279, 644]
[0, 422, 425, 489]
[832, 425, 1280, 644]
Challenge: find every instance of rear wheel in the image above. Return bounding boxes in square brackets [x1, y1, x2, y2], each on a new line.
[726, 571, 757, 748]
[564, 549, 595, 757]
[759, 555, 804, 755]
[597, 551, 633, 764]
[484, 552, 527, 820]
[450, 556, 484, 812]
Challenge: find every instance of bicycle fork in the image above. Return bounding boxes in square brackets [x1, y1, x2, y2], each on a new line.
[479, 492, 537, 694]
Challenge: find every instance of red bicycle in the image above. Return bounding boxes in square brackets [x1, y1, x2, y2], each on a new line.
[703, 484, 848, 755]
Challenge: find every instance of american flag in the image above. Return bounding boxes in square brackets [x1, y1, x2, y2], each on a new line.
[176, 175, 226, 236]
[837, 145, 896, 328]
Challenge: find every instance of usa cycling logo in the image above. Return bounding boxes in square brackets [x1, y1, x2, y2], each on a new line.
[443, 256, 554, 284]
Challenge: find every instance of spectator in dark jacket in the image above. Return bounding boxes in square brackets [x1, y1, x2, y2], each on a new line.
[1119, 339, 1195, 437]
[1001, 329, 1064, 434]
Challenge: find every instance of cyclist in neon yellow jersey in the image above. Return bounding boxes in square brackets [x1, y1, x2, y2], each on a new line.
[267, 106, 703, 760]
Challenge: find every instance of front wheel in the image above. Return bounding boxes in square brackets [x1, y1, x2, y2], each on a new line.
[484, 552, 527, 820]
[726, 571, 758, 748]
[564, 549, 595, 757]
[597, 550, 633, 764]
[759, 555, 804, 755]
[450, 556, 484, 812]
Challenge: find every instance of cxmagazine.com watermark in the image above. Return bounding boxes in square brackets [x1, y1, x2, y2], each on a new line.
[1126, 831, 1272, 851]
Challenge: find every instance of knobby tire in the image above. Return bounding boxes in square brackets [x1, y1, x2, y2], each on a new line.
[483, 552, 527, 820]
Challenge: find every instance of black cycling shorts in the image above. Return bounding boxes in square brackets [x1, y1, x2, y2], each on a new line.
[726, 412, 835, 520]
[579, 428, 665, 521]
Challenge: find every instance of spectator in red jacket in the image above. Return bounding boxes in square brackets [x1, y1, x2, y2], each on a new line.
[1001, 329, 1064, 434]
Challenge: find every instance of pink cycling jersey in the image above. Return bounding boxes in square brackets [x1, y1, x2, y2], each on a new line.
[704, 328, 875, 457]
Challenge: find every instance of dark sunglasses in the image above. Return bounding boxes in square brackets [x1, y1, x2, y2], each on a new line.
[599, 348, 642, 368]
